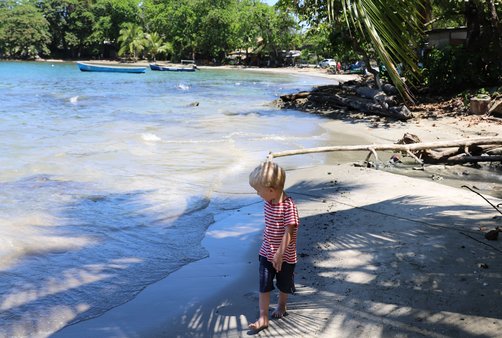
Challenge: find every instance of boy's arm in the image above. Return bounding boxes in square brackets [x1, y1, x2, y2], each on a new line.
[273, 224, 295, 272]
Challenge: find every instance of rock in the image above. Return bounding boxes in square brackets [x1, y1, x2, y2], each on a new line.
[389, 105, 412, 120]
[396, 133, 421, 144]
[382, 83, 398, 95]
[485, 226, 501, 240]
[356, 87, 383, 99]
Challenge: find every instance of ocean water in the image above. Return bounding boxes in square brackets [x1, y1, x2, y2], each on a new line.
[0, 61, 339, 337]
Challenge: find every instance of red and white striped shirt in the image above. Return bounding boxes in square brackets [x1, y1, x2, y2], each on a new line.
[259, 196, 299, 264]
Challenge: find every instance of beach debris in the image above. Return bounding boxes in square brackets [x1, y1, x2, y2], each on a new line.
[462, 185, 502, 216]
[268, 134, 502, 167]
[462, 186, 502, 240]
[276, 83, 412, 121]
[484, 227, 501, 240]
[478, 263, 489, 269]
[488, 99, 502, 117]
[389, 154, 402, 164]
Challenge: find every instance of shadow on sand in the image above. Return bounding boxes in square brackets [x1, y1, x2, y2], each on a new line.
[150, 178, 502, 337]
[1, 174, 501, 337]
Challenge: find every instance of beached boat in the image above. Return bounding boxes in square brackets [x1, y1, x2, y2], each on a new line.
[77, 62, 146, 73]
[149, 63, 197, 72]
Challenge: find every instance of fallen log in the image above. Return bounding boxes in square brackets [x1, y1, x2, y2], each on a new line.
[442, 155, 502, 164]
[268, 137, 502, 166]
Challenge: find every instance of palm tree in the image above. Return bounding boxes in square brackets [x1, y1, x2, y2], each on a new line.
[144, 32, 174, 62]
[324, 0, 425, 103]
[117, 22, 146, 60]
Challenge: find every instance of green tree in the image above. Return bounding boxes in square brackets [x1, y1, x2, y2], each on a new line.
[91, 0, 142, 56]
[144, 32, 173, 61]
[193, 5, 234, 60]
[232, 0, 261, 59]
[423, 0, 502, 91]
[233, 1, 299, 65]
[36, 0, 95, 58]
[0, 2, 51, 59]
[117, 22, 146, 60]
[142, 0, 198, 61]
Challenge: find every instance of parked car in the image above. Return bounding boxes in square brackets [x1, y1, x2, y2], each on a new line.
[347, 61, 379, 74]
[318, 58, 337, 68]
[347, 61, 365, 74]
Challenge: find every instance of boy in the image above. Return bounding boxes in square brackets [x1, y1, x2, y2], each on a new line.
[248, 161, 300, 331]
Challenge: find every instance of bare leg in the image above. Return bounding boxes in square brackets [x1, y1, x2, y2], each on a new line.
[272, 291, 288, 318]
[248, 292, 270, 331]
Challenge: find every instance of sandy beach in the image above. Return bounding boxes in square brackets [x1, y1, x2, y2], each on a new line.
[52, 162, 502, 338]
[49, 67, 502, 338]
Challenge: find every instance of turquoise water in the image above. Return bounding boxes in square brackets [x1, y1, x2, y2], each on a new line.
[0, 61, 338, 336]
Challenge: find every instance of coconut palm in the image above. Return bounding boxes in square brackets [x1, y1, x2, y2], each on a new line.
[118, 22, 146, 60]
[330, 0, 425, 103]
[144, 32, 174, 62]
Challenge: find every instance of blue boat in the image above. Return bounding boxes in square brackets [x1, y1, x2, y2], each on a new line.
[77, 62, 146, 73]
[149, 63, 197, 72]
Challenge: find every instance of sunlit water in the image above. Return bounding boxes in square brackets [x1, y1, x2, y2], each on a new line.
[0, 61, 341, 337]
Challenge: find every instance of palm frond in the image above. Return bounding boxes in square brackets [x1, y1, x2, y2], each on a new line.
[336, 0, 425, 103]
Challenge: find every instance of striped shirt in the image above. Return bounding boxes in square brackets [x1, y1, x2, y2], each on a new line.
[259, 196, 299, 264]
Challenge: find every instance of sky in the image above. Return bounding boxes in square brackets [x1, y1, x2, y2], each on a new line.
[263, 0, 277, 5]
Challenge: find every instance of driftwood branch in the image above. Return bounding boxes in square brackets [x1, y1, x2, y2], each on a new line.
[270, 137, 502, 158]
[268, 136, 502, 165]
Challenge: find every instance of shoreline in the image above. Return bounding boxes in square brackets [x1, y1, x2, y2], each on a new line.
[53, 162, 502, 337]
[52, 196, 265, 337]
[24, 57, 358, 81]
[47, 61, 502, 337]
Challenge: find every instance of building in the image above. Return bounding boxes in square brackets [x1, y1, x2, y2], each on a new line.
[426, 27, 467, 49]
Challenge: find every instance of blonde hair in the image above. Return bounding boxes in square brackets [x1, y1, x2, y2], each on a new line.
[249, 161, 286, 190]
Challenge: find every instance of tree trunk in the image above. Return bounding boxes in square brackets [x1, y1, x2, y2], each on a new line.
[464, 0, 482, 51]
[486, 0, 502, 58]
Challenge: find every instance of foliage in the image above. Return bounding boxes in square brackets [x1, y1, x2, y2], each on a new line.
[144, 32, 173, 61]
[0, 2, 51, 59]
[426, 0, 502, 92]
[278, 0, 425, 102]
[92, 0, 141, 43]
[341, 0, 424, 101]
[117, 22, 145, 59]
[35, 0, 91, 58]
[193, 3, 234, 60]
[424, 45, 502, 93]
[0, 0, 299, 63]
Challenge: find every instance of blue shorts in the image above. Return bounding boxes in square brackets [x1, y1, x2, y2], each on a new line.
[259, 255, 296, 294]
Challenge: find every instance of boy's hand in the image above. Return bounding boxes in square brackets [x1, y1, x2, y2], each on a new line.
[273, 252, 283, 272]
